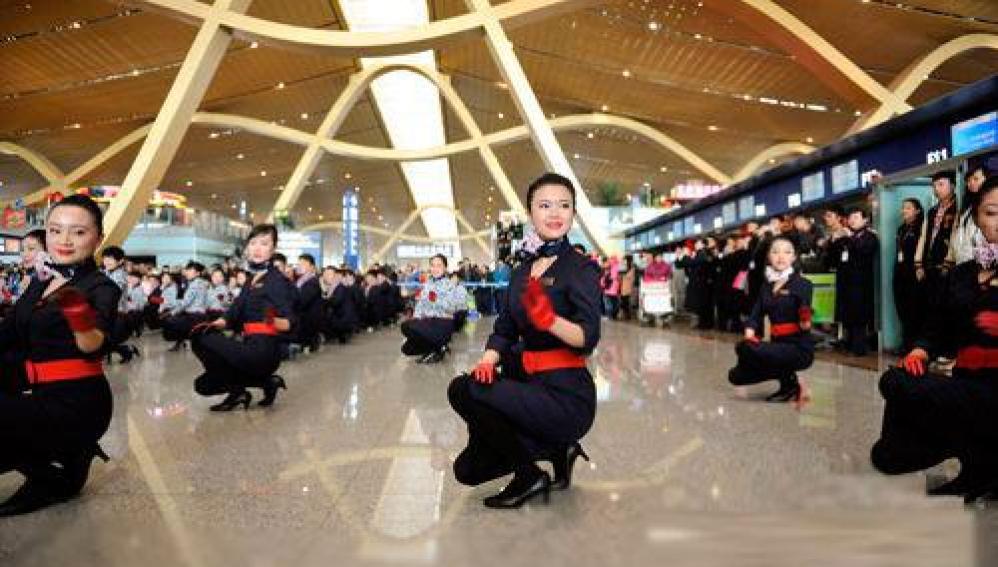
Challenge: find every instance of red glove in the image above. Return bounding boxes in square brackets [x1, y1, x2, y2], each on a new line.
[799, 306, 813, 327]
[472, 362, 496, 385]
[976, 311, 998, 338]
[414, 288, 421, 300]
[522, 277, 556, 330]
[54, 287, 97, 333]
[428, 290, 437, 303]
[744, 334, 761, 346]
[264, 307, 277, 325]
[149, 295, 164, 305]
[900, 350, 928, 377]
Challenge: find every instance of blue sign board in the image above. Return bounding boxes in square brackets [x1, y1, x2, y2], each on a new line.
[342, 189, 360, 270]
[952, 111, 998, 156]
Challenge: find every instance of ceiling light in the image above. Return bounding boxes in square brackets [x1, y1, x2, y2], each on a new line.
[211, 193, 217, 199]
[344, 172, 352, 179]
[600, 104, 610, 112]
[318, 214, 324, 220]
[209, 132, 219, 139]
[249, 41, 259, 48]
[307, 206, 313, 212]
[236, 153, 244, 160]
[497, 112, 504, 119]
[648, 21, 660, 30]
[708, 125, 719, 131]
[300, 112, 309, 119]
[622, 69, 632, 78]
[806, 137, 814, 143]
[660, 166, 668, 172]
[854, 110, 863, 116]
[573, 153, 581, 159]
[260, 170, 267, 176]
[185, 180, 193, 187]
[276, 82, 285, 90]
[587, 132, 595, 139]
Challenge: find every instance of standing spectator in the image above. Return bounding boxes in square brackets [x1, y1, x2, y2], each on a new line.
[838, 208, 879, 356]
[915, 171, 958, 297]
[946, 164, 990, 266]
[893, 198, 925, 351]
[602, 256, 621, 319]
[619, 255, 636, 320]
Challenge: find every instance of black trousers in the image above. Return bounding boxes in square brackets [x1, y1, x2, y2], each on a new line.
[872, 367, 998, 475]
[162, 312, 206, 342]
[448, 374, 533, 485]
[192, 331, 281, 396]
[0, 378, 112, 483]
[728, 339, 814, 386]
[400, 318, 454, 356]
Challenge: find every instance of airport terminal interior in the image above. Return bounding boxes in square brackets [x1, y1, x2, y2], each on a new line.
[2, 0, 998, 565]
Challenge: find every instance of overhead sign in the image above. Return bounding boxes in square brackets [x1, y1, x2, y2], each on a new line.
[952, 111, 998, 156]
[672, 181, 724, 201]
[277, 231, 322, 263]
[342, 189, 360, 270]
[397, 243, 457, 259]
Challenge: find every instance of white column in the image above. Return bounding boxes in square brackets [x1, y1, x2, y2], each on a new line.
[369, 207, 423, 264]
[466, 0, 613, 255]
[101, 0, 254, 247]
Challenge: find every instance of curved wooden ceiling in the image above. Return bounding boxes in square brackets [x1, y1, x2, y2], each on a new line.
[1, 0, 997, 241]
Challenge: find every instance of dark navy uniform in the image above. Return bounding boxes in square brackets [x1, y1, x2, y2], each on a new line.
[192, 267, 295, 397]
[894, 218, 925, 350]
[448, 240, 601, 485]
[294, 273, 323, 349]
[728, 271, 814, 390]
[322, 283, 358, 343]
[0, 260, 119, 506]
[872, 262, 998, 483]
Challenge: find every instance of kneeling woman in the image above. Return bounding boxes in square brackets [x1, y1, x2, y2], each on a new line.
[727, 236, 814, 402]
[400, 254, 463, 364]
[871, 177, 998, 503]
[0, 195, 120, 516]
[448, 173, 601, 509]
[191, 224, 295, 411]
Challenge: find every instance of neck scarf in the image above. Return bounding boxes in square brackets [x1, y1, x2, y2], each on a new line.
[765, 265, 794, 283]
[973, 241, 998, 271]
[246, 260, 270, 275]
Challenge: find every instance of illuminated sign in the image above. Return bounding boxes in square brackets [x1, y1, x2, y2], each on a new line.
[672, 181, 724, 201]
[342, 189, 360, 270]
[952, 111, 998, 156]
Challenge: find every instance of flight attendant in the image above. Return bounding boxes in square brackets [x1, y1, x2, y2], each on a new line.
[190, 224, 295, 411]
[400, 254, 463, 363]
[727, 236, 814, 402]
[872, 176, 998, 503]
[448, 172, 601, 509]
[0, 195, 119, 516]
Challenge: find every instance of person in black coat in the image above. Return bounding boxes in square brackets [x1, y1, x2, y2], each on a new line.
[321, 268, 358, 343]
[293, 254, 323, 351]
[915, 171, 959, 300]
[872, 178, 998, 503]
[449, 173, 600, 509]
[837, 208, 879, 356]
[0, 195, 119, 516]
[728, 235, 815, 402]
[191, 225, 295, 411]
[893, 198, 926, 351]
[676, 239, 717, 329]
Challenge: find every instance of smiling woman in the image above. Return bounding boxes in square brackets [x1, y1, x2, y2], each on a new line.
[447, 172, 602, 509]
[0, 194, 120, 517]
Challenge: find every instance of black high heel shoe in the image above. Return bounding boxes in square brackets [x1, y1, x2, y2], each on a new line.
[210, 391, 251, 412]
[765, 376, 801, 403]
[483, 470, 552, 509]
[551, 442, 590, 490]
[258, 375, 287, 407]
[131, 345, 141, 358]
[168, 340, 187, 352]
[0, 444, 110, 517]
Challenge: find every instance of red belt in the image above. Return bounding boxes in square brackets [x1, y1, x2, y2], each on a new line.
[25, 359, 104, 385]
[955, 346, 998, 370]
[243, 322, 278, 336]
[521, 349, 587, 374]
[770, 323, 802, 337]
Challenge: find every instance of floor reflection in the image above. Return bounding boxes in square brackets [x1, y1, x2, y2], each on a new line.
[0, 318, 983, 566]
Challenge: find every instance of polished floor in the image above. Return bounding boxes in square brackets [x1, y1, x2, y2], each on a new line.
[0, 318, 992, 566]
